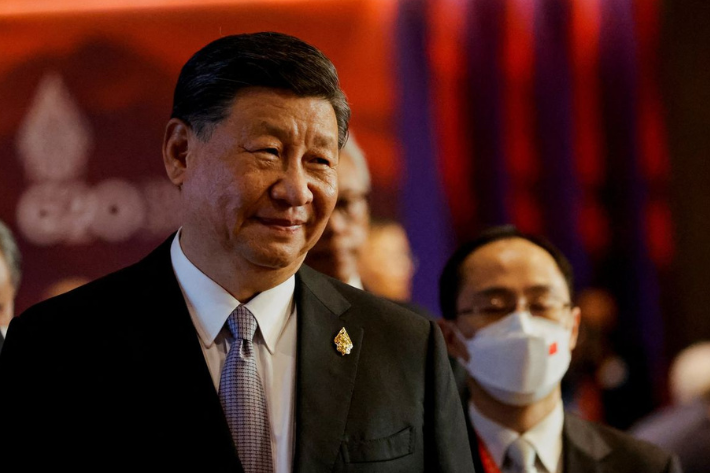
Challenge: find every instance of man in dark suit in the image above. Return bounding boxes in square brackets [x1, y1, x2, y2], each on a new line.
[437, 225, 681, 473]
[630, 342, 710, 473]
[0, 32, 474, 472]
[0, 220, 21, 353]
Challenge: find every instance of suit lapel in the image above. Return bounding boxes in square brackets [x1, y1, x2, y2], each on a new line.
[563, 414, 611, 473]
[130, 237, 243, 472]
[293, 266, 362, 472]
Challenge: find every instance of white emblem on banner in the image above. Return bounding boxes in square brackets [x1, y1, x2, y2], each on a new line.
[89, 179, 146, 243]
[16, 72, 91, 182]
[15, 71, 182, 245]
[16, 182, 97, 246]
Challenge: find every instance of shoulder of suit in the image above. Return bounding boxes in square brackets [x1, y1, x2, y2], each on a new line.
[564, 412, 679, 470]
[15, 239, 172, 331]
[297, 264, 433, 333]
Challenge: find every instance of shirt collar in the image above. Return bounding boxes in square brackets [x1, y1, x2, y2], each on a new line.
[170, 230, 295, 354]
[468, 400, 518, 468]
[243, 272, 295, 354]
[522, 401, 564, 473]
[468, 399, 564, 473]
[347, 274, 364, 290]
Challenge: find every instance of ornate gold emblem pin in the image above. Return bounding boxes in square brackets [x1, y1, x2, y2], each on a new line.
[334, 327, 353, 356]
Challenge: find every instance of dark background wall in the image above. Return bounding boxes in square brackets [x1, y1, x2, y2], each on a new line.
[662, 0, 710, 354]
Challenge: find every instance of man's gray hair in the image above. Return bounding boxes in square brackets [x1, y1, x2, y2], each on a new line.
[341, 131, 371, 191]
[0, 220, 21, 289]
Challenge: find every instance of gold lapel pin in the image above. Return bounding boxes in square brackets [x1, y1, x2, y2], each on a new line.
[334, 327, 353, 356]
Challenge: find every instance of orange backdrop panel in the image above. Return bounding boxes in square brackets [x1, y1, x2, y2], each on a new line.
[0, 0, 400, 311]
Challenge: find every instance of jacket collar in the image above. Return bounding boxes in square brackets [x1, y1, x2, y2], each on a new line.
[134, 236, 244, 471]
[292, 264, 362, 473]
[562, 414, 612, 472]
[140, 241, 363, 472]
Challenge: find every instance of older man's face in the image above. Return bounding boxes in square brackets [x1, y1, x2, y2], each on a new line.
[305, 149, 370, 283]
[170, 87, 340, 279]
[0, 253, 15, 328]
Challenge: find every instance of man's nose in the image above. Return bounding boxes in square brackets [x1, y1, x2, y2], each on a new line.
[271, 162, 313, 206]
[514, 299, 528, 313]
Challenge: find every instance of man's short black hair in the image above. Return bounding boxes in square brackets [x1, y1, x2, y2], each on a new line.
[171, 31, 351, 148]
[439, 225, 575, 320]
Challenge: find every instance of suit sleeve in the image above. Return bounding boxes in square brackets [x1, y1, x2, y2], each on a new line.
[0, 314, 45, 467]
[424, 319, 477, 473]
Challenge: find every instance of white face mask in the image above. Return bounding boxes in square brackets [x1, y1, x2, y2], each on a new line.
[457, 311, 572, 406]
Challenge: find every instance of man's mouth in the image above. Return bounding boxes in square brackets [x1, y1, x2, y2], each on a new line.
[255, 217, 306, 231]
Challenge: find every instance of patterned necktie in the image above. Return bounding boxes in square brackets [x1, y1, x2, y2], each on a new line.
[505, 437, 539, 473]
[219, 305, 274, 473]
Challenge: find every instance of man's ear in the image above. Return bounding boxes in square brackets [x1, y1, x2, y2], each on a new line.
[569, 306, 581, 350]
[437, 318, 470, 362]
[162, 118, 192, 187]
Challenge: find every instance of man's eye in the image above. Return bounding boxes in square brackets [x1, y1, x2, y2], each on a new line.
[311, 156, 332, 166]
[247, 146, 280, 158]
[480, 306, 510, 317]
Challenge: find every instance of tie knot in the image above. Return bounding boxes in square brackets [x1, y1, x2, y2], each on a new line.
[507, 437, 537, 471]
[227, 305, 258, 342]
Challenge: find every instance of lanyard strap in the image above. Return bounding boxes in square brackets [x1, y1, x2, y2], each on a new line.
[477, 434, 502, 473]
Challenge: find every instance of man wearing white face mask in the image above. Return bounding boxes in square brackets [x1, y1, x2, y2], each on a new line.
[438, 225, 681, 473]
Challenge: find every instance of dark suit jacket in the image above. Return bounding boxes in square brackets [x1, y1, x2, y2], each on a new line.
[452, 362, 682, 473]
[0, 238, 475, 472]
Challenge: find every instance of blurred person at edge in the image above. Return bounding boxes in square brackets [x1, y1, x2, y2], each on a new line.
[437, 225, 682, 473]
[630, 342, 710, 473]
[42, 276, 91, 300]
[359, 217, 416, 302]
[0, 220, 21, 353]
[305, 138, 434, 318]
[305, 131, 370, 287]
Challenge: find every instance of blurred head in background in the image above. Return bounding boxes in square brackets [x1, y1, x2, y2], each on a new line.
[0, 221, 21, 332]
[42, 276, 91, 301]
[305, 132, 370, 285]
[669, 341, 710, 405]
[359, 217, 416, 301]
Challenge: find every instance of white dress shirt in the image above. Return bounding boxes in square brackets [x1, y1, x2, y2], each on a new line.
[468, 399, 564, 473]
[170, 231, 297, 473]
[346, 274, 364, 290]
